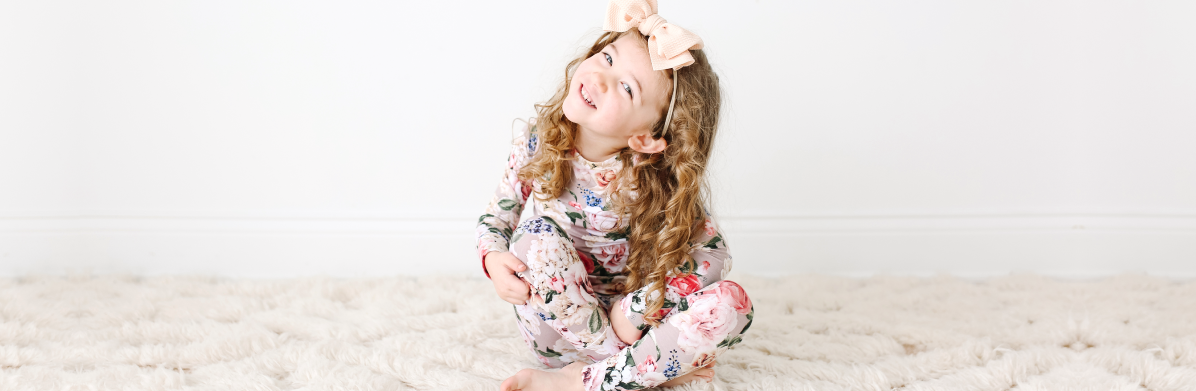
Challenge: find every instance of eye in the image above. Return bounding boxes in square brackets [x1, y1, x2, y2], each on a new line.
[603, 52, 613, 66]
[621, 82, 633, 98]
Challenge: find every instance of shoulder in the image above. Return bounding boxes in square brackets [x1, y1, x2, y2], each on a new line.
[509, 118, 541, 157]
[504, 118, 541, 171]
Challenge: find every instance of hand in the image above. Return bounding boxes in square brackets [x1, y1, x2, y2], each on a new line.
[485, 251, 531, 305]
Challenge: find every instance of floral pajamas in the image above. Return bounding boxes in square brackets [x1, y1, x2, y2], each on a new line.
[477, 121, 753, 391]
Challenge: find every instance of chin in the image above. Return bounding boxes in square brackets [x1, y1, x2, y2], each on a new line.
[561, 101, 585, 126]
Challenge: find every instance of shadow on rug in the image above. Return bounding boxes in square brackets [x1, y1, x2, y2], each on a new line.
[1, 273, 1195, 390]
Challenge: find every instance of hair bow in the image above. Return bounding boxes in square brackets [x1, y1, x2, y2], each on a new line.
[603, 0, 703, 72]
[603, 0, 702, 138]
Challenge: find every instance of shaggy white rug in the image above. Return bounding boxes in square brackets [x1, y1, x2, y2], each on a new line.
[2, 274, 1195, 391]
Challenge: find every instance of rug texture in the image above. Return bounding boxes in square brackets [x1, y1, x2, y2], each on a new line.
[1, 274, 1195, 391]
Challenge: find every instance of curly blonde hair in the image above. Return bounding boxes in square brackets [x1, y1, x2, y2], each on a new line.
[518, 31, 721, 326]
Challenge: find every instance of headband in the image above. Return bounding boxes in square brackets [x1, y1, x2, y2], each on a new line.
[603, 0, 703, 138]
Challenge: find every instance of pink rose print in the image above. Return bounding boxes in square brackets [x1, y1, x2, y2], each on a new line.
[568, 201, 585, 210]
[674, 293, 737, 353]
[668, 274, 702, 297]
[519, 179, 533, 201]
[595, 242, 628, 273]
[593, 170, 617, 189]
[718, 281, 753, 315]
[549, 276, 566, 294]
[585, 210, 620, 232]
[635, 354, 669, 385]
[636, 354, 657, 375]
[704, 218, 717, 237]
[691, 350, 716, 369]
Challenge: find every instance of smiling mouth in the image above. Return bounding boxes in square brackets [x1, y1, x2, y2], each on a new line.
[580, 84, 596, 109]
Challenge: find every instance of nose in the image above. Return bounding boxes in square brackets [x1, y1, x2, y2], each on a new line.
[587, 70, 612, 93]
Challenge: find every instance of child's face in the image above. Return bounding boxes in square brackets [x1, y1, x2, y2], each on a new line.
[564, 33, 672, 143]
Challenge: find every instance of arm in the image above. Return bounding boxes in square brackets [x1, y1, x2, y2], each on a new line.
[476, 121, 538, 278]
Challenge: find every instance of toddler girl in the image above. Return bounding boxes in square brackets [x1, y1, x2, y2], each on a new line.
[477, 1, 752, 390]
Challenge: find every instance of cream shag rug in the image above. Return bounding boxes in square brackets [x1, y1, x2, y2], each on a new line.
[2, 274, 1195, 391]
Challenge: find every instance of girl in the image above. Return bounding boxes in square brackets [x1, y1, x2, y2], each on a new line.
[477, 1, 752, 390]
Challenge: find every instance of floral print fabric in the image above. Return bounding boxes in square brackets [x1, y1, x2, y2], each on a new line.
[477, 121, 752, 390]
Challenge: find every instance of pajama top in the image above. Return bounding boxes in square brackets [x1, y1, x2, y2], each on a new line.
[476, 121, 734, 327]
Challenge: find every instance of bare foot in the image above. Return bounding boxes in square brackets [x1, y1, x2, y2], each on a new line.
[499, 361, 586, 391]
[659, 360, 716, 388]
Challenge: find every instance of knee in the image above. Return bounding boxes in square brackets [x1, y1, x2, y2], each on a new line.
[706, 280, 753, 316]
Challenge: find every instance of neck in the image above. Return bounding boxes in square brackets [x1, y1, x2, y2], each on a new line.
[573, 126, 624, 162]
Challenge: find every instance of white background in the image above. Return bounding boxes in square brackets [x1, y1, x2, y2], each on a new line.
[2, 0, 1194, 278]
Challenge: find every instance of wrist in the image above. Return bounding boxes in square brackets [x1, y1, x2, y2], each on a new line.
[483, 251, 506, 275]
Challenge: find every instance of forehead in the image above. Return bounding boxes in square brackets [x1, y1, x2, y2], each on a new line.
[609, 34, 671, 108]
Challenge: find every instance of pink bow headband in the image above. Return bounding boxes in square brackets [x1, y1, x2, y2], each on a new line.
[603, 0, 703, 138]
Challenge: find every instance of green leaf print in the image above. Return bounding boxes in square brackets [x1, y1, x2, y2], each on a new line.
[566, 211, 584, 225]
[537, 348, 562, 358]
[617, 382, 643, 389]
[589, 306, 602, 334]
[704, 235, 723, 249]
[679, 260, 697, 274]
[478, 214, 494, 224]
[717, 335, 742, 348]
[544, 290, 555, 304]
[740, 307, 755, 335]
[678, 297, 688, 312]
[497, 199, 519, 211]
[625, 351, 636, 367]
[604, 230, 628, 241]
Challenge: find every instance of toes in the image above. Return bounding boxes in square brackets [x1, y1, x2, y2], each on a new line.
[499, 376, 517, 391]
[500, 369, 533, 391]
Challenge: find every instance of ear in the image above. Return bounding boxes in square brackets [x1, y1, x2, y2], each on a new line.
[627, 133, 668, 154]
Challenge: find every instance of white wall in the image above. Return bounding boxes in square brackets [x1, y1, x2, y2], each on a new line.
[2, 0, 1194, 277]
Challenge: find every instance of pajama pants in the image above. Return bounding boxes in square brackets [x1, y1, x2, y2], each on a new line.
[508, 217, 754, 391]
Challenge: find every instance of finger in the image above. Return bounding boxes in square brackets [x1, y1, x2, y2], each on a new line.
[495, 273, 522, 287]
[510, 285, 529, 299]
[504, 256, 528, 272]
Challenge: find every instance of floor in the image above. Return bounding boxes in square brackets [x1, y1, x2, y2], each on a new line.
[1, 273, 1195, 390]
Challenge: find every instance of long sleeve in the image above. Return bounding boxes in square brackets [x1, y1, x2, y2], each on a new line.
[619, 212, 732, 330]
[476, 121, 538, 278]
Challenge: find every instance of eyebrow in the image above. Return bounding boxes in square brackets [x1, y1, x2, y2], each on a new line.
[609, 41, 642, 107]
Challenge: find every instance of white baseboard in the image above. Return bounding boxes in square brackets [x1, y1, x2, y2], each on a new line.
[2, 211, 1195, 278]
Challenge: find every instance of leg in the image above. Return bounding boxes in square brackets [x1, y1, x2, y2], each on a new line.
[580, 280, 754, 391]
[508, 217, 628, 365]
[513, 304, 576, 368]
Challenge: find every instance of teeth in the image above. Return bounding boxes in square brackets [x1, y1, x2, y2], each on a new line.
[581, 87, 594, 107]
